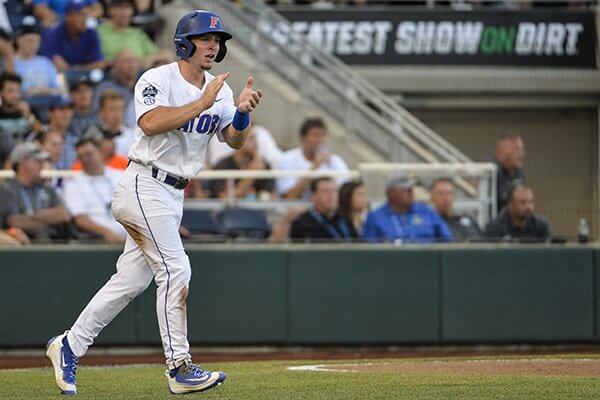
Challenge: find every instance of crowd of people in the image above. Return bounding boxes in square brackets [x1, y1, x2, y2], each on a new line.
[0, 1, 553, 245]
[267, 0, 595, 9]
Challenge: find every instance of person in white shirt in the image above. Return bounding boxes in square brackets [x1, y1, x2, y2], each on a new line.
[206, 123, 283, 167]
[276, 117, 348, 199]
[63, 137, 125, 243]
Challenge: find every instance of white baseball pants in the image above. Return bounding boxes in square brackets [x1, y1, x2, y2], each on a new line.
[67, 162, 192, 370]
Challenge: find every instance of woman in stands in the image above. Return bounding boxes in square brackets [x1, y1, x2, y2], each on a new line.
[338, 181, 368, 236]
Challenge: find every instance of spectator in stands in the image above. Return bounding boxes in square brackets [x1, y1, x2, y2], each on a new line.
[34, 0, 102, 27]
[0, 142, 71, 240]
[36, 129, 63, 166]
[362, 173, 452, 243]
[207, 124, 284, 168]
[13, 16, 62, 98]
[95, 89, 135, 156]
[92, 49, 139, 128]
[494, 133, 525, 210]
[0, 72, 38, 165]
[430, 178, 481, 242]
[69, 77, 98, 136]
[0, 28, 14, 73]
[39, 0, 105, 72]
[97, 0, 164, 65]
[338, 180, 367, 235]
[484, 184, 550, 241]
[276, 117, 349, 199]
[210, 129, 275, 199]
[64, 137, 125, 243]
[45, 95, 78, 169]
[73, 130, 129, 171]
[289, 177, 357, 242]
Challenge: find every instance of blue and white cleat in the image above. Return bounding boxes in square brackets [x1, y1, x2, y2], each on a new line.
[166, 362, 226, 394]
[45, 331, 78, 395]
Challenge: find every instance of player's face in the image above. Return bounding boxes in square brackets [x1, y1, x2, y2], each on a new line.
[430, 181, 453, 216]
[190, 34, 221, 70]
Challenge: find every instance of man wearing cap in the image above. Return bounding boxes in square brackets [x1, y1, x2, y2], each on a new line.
[39, 0, 105, 72]
[362, 174, 452, 243]
[45, 95, 79, 169]
[14, 16, 62, 97]
[69, 76, 98, 136]
[34, 0, 101, 28]
[0, 142, 71, 240]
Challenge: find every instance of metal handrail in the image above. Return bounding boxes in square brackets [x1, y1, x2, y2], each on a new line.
[190, 0, 472, 165]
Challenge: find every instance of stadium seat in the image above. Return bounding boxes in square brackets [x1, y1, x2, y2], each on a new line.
[217, 208, 271, 239]
[181, 209, 225, 238]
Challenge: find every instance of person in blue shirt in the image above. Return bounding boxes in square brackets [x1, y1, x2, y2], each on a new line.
[362, 173, 453, 243]
[39, 0, 105, 72]
[33, 0, 101, 28]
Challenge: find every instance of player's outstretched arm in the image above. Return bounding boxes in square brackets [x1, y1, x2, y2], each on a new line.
[223, 76, 263, 150]
[139, 73, 230, 137]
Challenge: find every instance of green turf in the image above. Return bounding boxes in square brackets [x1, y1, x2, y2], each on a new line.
[1, 356, 600, 399]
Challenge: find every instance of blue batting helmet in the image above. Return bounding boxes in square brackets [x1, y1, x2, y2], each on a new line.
[173, 10, 232, 62]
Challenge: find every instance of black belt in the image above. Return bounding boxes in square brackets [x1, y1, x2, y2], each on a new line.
[128, 160, 189, 190]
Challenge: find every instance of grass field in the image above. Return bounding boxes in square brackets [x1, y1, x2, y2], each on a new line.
[1, 355, 600, 399]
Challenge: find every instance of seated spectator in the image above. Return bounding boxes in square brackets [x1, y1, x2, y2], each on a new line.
[0, 28, 14, 73]
[206, 124, 284, 168]
[97, 0, 163, 65]
[494, 133, 525, 210]
[90, 89, 135, 156]
[39, 0, 105, 72]
[36, 129, 63, 166]
[0, 142, 71, 240]
[210, 129, 275, 199]
[0, 72, 38, 165]
[69, 76, 98, 136]
[64, 137, 125, 243]
[92, 49, 139, 128]
[13, 16, 62, 97]
[45, 95, 78, 169]
[289, 177, 357, 242]
[34, 0, 101, 28]
[276, 117, 349, 199]
[362, 174, 452, 243]
[72, 130, 128, 170]
[484, 184, 550, 241]
[338, 180, 368, 235]
[430, 178, 482, 242]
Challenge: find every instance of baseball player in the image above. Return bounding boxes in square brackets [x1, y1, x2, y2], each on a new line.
[46, 10, 262, 395]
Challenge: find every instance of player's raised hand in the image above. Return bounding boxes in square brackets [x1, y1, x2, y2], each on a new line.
[237, 76, 263, 113]
[199, 72, 230, 110]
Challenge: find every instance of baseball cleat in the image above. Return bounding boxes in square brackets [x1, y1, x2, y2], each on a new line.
[46, 331, 78, 395]
[166, 362, 226, 394]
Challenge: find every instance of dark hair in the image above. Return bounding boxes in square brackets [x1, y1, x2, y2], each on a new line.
[0, 72, 22, 90]
[310, 177, 334, 193]
[338, 181, 363, 221]
[75, 136, 100, 150]
[299, 117, 326, 138]
[99, 89, 125, 109]
[496, 133, 522, 143]
[35, 130, 59, 144]
[507, 183, 530, 203]
[430, 177, 453, 191]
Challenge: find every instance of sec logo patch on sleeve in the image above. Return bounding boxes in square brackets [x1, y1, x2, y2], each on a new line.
[142, 84, 158, 105]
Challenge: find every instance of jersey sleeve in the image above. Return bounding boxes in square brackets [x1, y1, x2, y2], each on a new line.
[134, 69, 169, 126]
[217, 83, 236, 141]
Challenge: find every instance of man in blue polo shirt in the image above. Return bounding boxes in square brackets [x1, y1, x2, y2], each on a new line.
[362, 173, 452, 243]
[39, 0, 105, 72]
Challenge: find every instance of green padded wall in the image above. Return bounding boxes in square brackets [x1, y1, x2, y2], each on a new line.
[287, 249, 440, 343]
[441, 248, 594, 342]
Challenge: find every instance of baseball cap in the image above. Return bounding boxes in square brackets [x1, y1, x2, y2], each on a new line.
[15, 16, 41, 37]
[65, 0, 87, 14]
[10, 142, 51, 163]
[386, 172, 417, 191]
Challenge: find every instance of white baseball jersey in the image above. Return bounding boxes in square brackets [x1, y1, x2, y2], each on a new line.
[128, 62, 236, 179]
